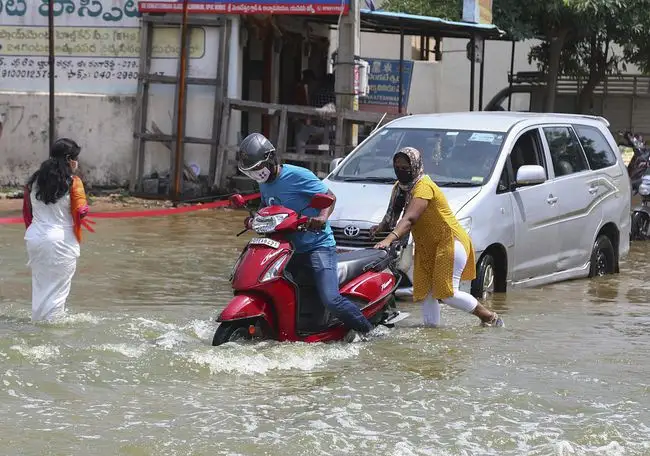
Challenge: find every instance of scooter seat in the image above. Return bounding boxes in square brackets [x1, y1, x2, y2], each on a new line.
[337, 249, 389, 285]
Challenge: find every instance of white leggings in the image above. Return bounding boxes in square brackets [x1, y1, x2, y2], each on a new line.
[422, 240, 478, 327]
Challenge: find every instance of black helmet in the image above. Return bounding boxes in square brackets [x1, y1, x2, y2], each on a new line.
[237, 133, 278, 183]
[50, 138, 81, 161]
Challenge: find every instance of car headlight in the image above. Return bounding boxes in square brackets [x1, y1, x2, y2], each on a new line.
[458, 217, 472, 234]
[251, 214, 288, 233]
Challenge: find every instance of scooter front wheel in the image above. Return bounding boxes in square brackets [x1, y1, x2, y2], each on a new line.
[212, 323, 253, 346]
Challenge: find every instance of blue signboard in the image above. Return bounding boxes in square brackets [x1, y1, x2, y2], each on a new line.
[139, 0, 349, 15]
[360, 57, 414, 112]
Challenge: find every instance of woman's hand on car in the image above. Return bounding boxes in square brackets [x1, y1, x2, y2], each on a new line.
[373, 237, 392, 250]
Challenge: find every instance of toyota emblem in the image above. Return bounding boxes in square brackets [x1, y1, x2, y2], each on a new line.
[343, 225, 361, 237]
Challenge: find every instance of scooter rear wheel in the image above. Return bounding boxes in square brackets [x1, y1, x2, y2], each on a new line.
[212, 323, 252, 346]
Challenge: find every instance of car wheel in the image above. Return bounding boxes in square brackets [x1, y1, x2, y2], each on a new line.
[588, 235, 616, 278]
[471, 254, 495, 300]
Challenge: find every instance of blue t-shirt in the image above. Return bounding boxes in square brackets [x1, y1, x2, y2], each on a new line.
[258, 164, 335, 253]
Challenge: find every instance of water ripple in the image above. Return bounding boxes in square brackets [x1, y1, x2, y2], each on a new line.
[0, 217, 649, 454]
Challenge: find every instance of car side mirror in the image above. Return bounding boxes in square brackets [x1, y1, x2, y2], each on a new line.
[309, 193, 335, 210]
[330, 157, 343, 173]
[229, 194, 246, 208]
[516, 165, 546, 186]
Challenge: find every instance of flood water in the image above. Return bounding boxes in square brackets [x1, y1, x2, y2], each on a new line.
[0, 209, 649, 455]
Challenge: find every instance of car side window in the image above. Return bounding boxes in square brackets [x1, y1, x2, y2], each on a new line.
[543, 126, 590, 176]
[573, 125, 618, 170]
[509, 128, 547, 184]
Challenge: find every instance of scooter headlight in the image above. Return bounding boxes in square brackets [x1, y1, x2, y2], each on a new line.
[252, 214, 288, 234]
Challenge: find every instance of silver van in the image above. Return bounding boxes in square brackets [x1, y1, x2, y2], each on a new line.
[325, 112, 631, 299]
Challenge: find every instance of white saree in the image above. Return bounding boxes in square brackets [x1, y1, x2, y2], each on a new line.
[24, 190, 80, 322]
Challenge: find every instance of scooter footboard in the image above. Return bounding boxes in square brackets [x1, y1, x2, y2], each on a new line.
[217, 294, 273, 323]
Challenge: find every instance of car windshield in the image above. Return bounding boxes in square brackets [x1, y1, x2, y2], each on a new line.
[331, 127, 505, 187]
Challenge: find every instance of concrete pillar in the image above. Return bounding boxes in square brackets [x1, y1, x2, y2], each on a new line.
[227, 16, 242, 147]
[334, 0, 360, 152]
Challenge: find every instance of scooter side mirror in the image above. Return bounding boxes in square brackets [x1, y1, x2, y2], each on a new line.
[229, 194, 246, 208]
[309, 193, 335, 210]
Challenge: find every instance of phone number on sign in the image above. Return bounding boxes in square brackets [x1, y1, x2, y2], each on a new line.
[0, 68, 139, 80]
[73, 70, 139, 80]
[1, 68, 53, 78]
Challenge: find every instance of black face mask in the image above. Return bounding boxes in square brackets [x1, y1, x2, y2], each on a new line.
[395, 168, 413, 185]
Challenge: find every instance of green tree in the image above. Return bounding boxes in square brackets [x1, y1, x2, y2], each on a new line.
[493, 0, 583, 112]
[615, 2, 650, 74]
[494, 0, 650, 112]
[528, 0, 650, 113]
[381, 0, 650, 113]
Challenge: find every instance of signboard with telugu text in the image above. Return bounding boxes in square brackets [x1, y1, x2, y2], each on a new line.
[137, 0, 349, 15]
[359, 58, 414, 114]
[0, 0, 218, 95]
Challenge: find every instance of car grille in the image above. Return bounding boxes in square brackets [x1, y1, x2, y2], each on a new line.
[332, 226, 391, 248]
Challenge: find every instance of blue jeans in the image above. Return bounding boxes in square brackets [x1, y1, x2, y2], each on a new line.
[295, 247, 373, 333]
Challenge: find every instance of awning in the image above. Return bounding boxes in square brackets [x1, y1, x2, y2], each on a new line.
[358, 9, 506, 40]
[300, 9, 506, 40]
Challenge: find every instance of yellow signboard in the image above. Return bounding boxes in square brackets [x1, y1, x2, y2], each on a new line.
[479, 0, 492, 24]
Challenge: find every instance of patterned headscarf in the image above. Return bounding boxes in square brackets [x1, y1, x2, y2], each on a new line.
[380, 147, 426, 230]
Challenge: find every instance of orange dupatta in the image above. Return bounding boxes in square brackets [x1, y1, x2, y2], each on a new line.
[70, 176, 94, 242]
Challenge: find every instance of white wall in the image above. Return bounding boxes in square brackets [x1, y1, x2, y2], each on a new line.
[0, 93, 135, 186]
[437, 37, 539, 112]
[0, 16, 237, 188]
[0, 88, 226, 187]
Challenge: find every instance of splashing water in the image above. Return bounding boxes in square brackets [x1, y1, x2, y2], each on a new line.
[0, 214, 648, 455]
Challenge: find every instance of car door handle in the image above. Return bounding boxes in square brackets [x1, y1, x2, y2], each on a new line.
[547, 195, 558, 204]
[588, 186, 598, 194]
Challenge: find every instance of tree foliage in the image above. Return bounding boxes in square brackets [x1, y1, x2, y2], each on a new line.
[494, 0, 650, 112]
[380, 0, 650, 113]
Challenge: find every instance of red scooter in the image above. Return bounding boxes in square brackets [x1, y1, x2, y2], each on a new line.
[212, 192, 409, 346]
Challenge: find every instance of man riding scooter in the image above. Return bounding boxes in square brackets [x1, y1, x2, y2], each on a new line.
[237, 133, 374, 341]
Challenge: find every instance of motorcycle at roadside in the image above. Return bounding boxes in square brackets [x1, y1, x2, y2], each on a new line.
[212, 192, 409, 346]
[619, 131, 650, 240]
[631, 171, 650, 240]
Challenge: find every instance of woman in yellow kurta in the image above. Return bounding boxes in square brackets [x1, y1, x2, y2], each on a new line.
[372, 147, 503, 327]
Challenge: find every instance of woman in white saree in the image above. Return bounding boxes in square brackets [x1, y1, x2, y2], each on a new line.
[22, 138, 93, 322]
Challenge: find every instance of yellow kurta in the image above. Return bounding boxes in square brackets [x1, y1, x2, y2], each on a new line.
[410, 176, 476, 301]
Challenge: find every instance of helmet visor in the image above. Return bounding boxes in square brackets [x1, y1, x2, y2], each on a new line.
[238, 161, 272, 183]
[238, 158, 265, 172]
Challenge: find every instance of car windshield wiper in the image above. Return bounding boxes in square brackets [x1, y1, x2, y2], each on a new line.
[338, 176, 396, 183]
[436, 181, 482, 187]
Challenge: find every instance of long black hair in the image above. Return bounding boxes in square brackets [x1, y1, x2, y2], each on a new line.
[27, 138, 81, 205]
